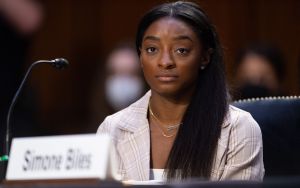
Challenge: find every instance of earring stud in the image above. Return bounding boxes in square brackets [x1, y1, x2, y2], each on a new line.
[200, 65, 205, 70]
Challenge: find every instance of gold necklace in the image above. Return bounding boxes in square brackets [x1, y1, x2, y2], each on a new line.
[148, 101, 181, 138]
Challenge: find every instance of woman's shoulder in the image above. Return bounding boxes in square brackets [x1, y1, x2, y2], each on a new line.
[226, 105, 262, 137]
[96, 91, 151, 134]
[96, 107, 128, 134]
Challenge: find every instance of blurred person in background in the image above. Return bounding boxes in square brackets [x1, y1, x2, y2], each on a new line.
[233, 43, 285, 100]
[90, 42, 146, 128]
[104, 43, 145, 111]
[0, 0, 43, 156]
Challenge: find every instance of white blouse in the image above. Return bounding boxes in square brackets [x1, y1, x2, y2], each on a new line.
[149, 169, 165, 181]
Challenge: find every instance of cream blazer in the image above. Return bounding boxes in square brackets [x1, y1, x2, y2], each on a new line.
[97, 91, 264, 181]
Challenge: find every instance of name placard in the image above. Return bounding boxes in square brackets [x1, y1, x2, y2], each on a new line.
[6, 134, 119, 181]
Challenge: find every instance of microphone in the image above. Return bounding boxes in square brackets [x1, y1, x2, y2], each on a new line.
[2, 58, 69, 160]
[49, 58, 69, 70]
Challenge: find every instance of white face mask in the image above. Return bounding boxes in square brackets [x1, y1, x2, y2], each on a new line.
[105, 75, 143, 111]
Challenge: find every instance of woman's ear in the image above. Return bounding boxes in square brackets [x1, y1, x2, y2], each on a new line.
[200, 48, 213, 70]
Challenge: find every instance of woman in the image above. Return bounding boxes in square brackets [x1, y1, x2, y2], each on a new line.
[97, 1, 264, 181]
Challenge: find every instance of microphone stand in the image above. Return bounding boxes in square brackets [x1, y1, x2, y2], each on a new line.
[5, 61, 51, 157]
[0, 59, 68, 181]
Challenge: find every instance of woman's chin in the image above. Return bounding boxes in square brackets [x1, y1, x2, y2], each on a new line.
[152, 88, 185, 99]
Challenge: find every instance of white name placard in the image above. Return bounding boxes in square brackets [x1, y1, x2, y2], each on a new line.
[6, 134, 119, 181]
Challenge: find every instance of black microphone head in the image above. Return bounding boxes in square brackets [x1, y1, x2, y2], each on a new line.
[51, 58, 69, 70]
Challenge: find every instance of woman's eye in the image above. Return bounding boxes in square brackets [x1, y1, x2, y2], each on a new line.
[145, 47, 157, 53]
[176, 48, 189, 55]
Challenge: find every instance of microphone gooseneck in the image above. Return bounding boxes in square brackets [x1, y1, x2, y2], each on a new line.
[3, 58, 69, 159]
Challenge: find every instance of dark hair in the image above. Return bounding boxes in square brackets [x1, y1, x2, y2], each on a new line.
[236, 43, 285, 81]
[136, 1, 228, 180]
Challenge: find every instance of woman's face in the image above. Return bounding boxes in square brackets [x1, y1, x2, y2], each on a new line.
[140, 17, 205, 98]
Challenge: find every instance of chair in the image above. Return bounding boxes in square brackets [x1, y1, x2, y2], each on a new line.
[232, 96, 300, 177]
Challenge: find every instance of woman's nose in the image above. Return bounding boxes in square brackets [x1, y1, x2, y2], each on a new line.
[159, 51, 175, 69]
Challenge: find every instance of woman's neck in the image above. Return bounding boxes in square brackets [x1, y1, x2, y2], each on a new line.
[150, 91, 193, 125]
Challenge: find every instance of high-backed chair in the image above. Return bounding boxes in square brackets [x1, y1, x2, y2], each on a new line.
[232, 96, 300, 177]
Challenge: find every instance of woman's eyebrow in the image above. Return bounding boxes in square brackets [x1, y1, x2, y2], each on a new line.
[143, 35, 160, 42]
[173, 35, 193, 42]
[143, 35, 193, 42]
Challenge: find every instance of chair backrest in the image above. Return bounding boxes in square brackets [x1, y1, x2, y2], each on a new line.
[232, 96, 300, 177]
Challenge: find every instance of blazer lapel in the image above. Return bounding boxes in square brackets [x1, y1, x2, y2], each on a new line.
[116, 91, 151, 181]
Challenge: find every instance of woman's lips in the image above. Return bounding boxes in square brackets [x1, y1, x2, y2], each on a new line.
[156, 74, 178, 82]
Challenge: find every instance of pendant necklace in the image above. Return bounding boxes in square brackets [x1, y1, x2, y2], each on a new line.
[148, 101, 182, 138]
